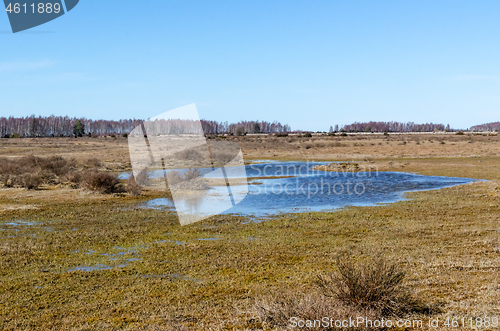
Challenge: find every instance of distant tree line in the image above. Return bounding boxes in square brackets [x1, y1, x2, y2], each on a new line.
[144, 119, 204, 135]
[0, 115, 292, 137]
[201, 120, 291, 134]
[0, 115, 143, 138]
[469, 122, 500, 132]
[340, 121, 451, 133]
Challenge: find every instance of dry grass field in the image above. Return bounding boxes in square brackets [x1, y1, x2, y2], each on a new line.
[1, 133, 500, 330]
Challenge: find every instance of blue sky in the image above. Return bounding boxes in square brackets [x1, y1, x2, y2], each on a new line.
[1, 0, 499, 131]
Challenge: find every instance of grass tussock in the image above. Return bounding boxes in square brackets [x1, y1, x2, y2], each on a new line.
[316, 252, 433, 316]
[254, 252, 437, 330]
[254, 292, 379, 330]
[1, 137, 500, 329]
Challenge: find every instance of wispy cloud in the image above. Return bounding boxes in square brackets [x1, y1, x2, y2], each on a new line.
[450, 74, 500, 81]
[0, 60, 53, 71]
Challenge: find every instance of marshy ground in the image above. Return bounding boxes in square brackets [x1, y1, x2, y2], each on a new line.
[1, 133, 500, 330]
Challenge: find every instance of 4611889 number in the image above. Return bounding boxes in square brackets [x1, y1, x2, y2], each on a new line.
[5, 2, 61, 14]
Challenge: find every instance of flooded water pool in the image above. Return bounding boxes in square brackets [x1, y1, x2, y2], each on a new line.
[130, 161, 477, 218]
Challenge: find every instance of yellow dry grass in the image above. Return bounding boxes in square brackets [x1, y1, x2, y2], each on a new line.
[0, 134, 499, 330]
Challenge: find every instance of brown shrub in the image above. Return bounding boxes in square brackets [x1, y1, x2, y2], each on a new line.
[134, 169, 150, 186]
[62, 171, 84, 186]
[316, 252, 431, 316]
[126, 175, 142, 196]
[167, 170, 183, 185]
[0, 156, 111, 191]
[183, 168, 201, 180]
[0, 156, 72, 188]
[38, 169, 57, 185]
[0, 155, 73, 178]
[254, 253, 437, 330]
[39, 156, 69, 176]
[85, 172, 122, 194]
[0, 174, 14, 187]
[21, 174, 42, 190]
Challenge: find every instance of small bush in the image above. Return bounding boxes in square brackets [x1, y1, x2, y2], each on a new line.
[183, 168, 201, 180]
[340, 132, 348, 137]
[40, 156, 69, 176]
[131, 169, 150, 186]
[0, 155, 79, 189]
[254, 252, 437, 330]
[63, 171, 83, 186]
[10, 133, 21, 138]
[235, 127, 244, 136]
[110, 134, 116, 138]
[302, 132, 312, 138]
[38, 169, 57, 184]
[122, 133, 128, 138]
[167, 170, 183, 185]
[455, 131, 464, 135]
[85, 172, 122, 194]
[316, 252, 426, 316]
[126, 176, 142, 196]
[0, 174, 14, 187]
[134, 169, 150, 186]
[21, 174, 42, 190]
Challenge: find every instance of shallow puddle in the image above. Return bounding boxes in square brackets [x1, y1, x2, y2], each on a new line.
[135, 161, 478, 218]
[3, 220, 37, 226]
[68, 264, 128, 272]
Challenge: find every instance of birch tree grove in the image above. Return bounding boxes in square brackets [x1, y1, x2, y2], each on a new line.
[0, 116, 292, 137]
[341, 121, 450, 133]
[470, 122, 500, 132]
[0, 115, 143, 138]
